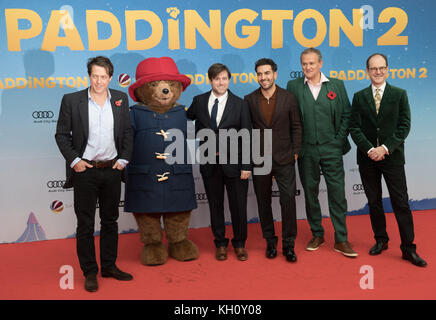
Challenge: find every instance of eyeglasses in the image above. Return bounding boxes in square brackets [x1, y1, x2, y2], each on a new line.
[368, 66, 387, 73]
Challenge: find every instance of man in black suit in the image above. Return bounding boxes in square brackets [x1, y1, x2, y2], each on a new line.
[350, 53, 426, 267]
[187, 63, 252, 261]
[245, 58, 302, 262]
[55, 56, 134, 292]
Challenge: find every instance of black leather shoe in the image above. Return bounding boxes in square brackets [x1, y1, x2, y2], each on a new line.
[101, 266, 133, 280]
[402, 251, 427, 267]
[84, 273, 98, 292]
[369, 242, 388, 255]
[283, 248, 297, 262]
[266, 242, 277, 259]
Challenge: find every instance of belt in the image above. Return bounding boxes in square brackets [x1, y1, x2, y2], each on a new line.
[83, 159, 116, 169]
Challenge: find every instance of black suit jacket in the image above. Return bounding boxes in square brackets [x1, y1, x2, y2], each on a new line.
[55, 88, 133, 188]
[244, 86, 302, 166]
[186, 90, 252, 178]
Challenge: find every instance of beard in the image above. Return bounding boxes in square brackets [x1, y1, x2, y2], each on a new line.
[260, 80, 274, 90]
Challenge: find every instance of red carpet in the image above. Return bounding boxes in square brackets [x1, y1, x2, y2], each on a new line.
[0, 210, 434, 300]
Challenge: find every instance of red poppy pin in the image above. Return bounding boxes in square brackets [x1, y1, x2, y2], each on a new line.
[327, 91, 336, 100]
[115, 99, 122, 106]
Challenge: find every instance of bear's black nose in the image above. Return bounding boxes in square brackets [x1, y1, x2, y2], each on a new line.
[162, 88, 169, 94]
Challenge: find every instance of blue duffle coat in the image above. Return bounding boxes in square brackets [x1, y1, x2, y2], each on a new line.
[124, 104, 197, 213]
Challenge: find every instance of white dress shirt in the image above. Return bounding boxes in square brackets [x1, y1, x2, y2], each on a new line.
[304, 72, 330, 100]
[71, 89, 127, 168]
[372, 82, 386, 100]
[208, 91, 228, 127]
[368, 81, 389, 154]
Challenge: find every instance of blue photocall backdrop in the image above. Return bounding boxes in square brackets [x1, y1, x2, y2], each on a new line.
[0, 0, 435, 243]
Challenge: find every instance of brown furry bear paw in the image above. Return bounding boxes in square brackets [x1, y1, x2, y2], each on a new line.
[168, 239, 199, 262]
[141, 242, 168, 266]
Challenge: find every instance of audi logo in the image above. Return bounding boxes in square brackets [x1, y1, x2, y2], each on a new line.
[33, 111, 54, 119]
[96, 200, 124, 208]
[195, 193, 208, 201]
[289, 71, 305, 79]
[352, 184, 365, 191]
[47, 180, 66, 188]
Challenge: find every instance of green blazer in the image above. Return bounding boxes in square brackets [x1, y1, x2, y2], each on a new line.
[349, 82, 411, 166]
[286, 76, 351, 156]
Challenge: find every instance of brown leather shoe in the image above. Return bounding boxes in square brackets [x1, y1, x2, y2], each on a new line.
[334, 241, 358, 257]
[234, 247, 248, 261]
[216, 246, 227, 261]
[306, 236, 325, 251]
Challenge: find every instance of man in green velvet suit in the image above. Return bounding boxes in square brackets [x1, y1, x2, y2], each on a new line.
[349, 53, 426, 267]
[287, 48, 357, 257]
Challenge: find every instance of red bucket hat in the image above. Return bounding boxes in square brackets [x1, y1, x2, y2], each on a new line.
[128, 57, 191, 102]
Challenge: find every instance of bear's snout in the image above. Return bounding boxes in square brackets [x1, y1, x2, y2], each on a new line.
[162, 88, 169, 94]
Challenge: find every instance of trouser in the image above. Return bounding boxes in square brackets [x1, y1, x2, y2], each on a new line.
[252, 161, 297, 249]
[73, 167, 121, 276]
[359, 162, 416, 252]
[202, 165, 248, 248]
[298, 144, 348, 243]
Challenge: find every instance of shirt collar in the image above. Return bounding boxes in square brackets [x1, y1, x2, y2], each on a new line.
[88, 88, 112, 101]
[304, 72, 329, 85]
[260, 86, 277, 100]
[372, 82, 386, 95]
[210, 90, 228, 103]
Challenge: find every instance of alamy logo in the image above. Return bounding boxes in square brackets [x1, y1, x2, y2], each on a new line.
[359, 265, 374, 289]
[360, 5, 374, 31]
[163, 128, 273, 175]
[59, 265, 74, 290]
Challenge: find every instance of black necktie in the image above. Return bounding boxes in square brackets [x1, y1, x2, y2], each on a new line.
[211, 98, 219, 130]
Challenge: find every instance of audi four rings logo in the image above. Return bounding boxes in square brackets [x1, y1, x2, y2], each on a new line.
[195, 193, 208, 201]
[47, 180, 66, 188]
[96, 200, 124, 208]
[289, 71, 305, 79]
[353, 184, 365, 191]
[32, 111, 54, 119]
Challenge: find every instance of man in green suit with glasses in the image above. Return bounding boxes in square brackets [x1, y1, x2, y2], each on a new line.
[349, 53, 426, 267]
[287, 48, 357, 258]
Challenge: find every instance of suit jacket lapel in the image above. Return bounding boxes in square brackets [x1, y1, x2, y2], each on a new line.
[78, 89, 89, 140]
[324, 81, 333, 103]
[298, 78, 306, 122]
[110, 90, 121, 141]
[363, 85, 377, 116]
[378, 82, 391, 118]
[269, 86, 283, 127]
[252, 88, 268, 127]
[324, 81, 337, 122]
[219, 90, 235, 128]
[200, 91, 215, 129]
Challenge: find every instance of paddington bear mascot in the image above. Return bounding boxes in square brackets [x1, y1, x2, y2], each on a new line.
[124, 57, 198, 265]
